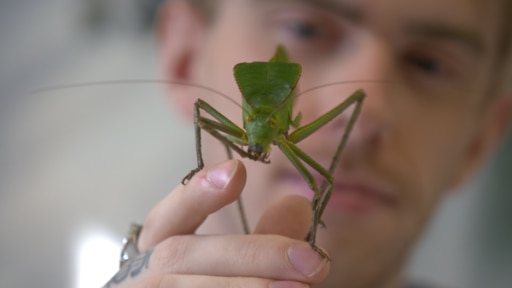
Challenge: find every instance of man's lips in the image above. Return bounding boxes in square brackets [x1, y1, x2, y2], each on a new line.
[327, 180, 397, 214]
[279, 172, 397, 214]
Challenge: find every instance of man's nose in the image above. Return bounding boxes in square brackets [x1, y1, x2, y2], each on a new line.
[340, 38, 395, 153]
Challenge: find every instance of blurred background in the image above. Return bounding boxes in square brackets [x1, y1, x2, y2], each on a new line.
[0, 0, 510, 287]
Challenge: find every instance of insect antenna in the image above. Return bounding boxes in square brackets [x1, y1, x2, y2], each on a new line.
[295, 79, 399, 98]
[31, 79, 247, 112]
[265, 79, 400, 122]
[264, 84, 299, 123]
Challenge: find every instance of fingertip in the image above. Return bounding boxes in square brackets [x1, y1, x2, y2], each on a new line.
[287, 243, 330, 279]
[194, 159, 246, 199]
[230, 159, 247, 196]
[202, 159, 239, 190]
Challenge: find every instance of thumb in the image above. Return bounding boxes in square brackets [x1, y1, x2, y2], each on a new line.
[253, 195, 312, 240]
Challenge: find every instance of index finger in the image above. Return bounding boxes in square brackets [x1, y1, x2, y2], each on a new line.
[138, 160, 246, 251]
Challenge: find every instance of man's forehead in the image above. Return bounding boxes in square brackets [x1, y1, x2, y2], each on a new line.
[247, 0, 481, 23]
[252, 0, 363, 18]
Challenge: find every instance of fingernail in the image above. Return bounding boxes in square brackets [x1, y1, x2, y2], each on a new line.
[287, 244, 328, 278]
[206, 160, 237, 190]
[270, 281, 309, 288]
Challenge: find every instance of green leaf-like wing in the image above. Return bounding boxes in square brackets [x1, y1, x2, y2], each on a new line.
[234, 46, 302, 130]
[234, 61, 301, 109]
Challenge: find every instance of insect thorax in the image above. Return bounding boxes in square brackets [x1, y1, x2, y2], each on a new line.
[243, 107, 285, 156]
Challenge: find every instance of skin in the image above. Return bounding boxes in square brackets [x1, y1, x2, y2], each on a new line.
[105, 0, 512, 287]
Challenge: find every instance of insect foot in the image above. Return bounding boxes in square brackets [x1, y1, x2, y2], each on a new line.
[181, 167, 202, 185]
[310, 243, 331, 261]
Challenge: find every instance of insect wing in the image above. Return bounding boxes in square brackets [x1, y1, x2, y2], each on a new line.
[234, 61, 301, 131]
[234, 61, 301, 108]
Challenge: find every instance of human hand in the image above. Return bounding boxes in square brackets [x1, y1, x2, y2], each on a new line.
[104, 159, 330, 288]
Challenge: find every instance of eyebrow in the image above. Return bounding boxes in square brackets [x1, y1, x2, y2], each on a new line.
[258, 0, 364, 23]
[405, 22, 485, 55]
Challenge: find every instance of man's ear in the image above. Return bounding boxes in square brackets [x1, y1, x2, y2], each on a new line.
[452, 94, 512, 188]
[157, 0, 207, 119]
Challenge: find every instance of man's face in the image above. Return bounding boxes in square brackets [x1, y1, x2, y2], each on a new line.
[168, 0, 507, 286]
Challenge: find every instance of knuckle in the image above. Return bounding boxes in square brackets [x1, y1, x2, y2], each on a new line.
[153, 236, 189, 272]
[143, 274, 179, 288]
[212, 277, 248, 288]
[229, 277, 252, 288]
[139, 203, 164, 250]
[143, 201, 162, 233]
[143, 275, 261, 288]
[229, 277, 273, 288]
[236, 237, 260, 267]
[141, 275, 165, 288]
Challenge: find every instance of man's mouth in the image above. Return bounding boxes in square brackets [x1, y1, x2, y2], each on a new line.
[279, 171, 397, 215]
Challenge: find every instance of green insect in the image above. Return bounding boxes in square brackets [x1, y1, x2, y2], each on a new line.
[182, 45, 366, 257]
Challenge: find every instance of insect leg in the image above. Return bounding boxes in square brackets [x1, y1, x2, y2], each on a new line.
[214, 130, 250, 235]
[181, 99, 248, 184]
[278, 140, 332, 259]
[181, 100, 207, 185]
[316, 90, 365, 221]
[181, 99, 252, 234]
[286, 89, 365, 251]
[288, 89, 366, 144]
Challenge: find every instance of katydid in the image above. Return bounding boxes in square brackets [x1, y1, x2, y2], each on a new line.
[181, 45, 366, 257]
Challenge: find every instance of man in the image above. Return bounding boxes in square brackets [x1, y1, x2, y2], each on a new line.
[106, 0, 512, 287]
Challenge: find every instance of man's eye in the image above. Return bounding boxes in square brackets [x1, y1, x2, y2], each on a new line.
[410, 56, 442, 75]
[403, 52, 450, 79]
[288, 21, 322, 39]
[269, 10, 343, 60]
[399, 48, 469, 93]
